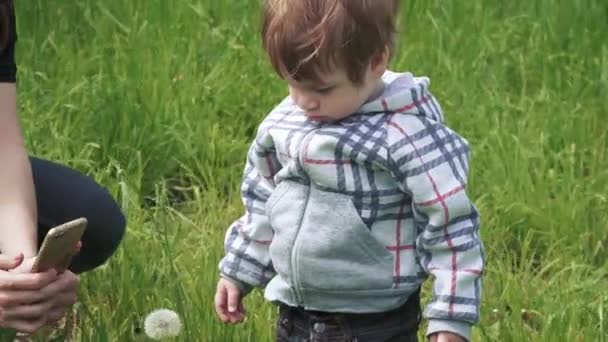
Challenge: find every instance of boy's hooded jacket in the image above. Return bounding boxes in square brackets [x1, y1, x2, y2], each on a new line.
[220, 71, 484, 340]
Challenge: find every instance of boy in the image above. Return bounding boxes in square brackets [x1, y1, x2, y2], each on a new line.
[215, 1, 484, 341]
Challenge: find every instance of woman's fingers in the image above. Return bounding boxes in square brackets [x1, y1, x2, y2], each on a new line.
[0, 280, 77, 308]
[0, 270, 79, 332]
[51, 287, 78, 309]
[26, 271, 78, 309]
[3, 315, 48, 334]
[0, 269, 57, 291]
[9, 255, 37, 274]
[53, 270, 79, 293]
[47, 285, 78, 324]
[0, 253, 23, 271]
[0, 270, 75, 308]
[0, 287, 48, 307]
[74, 241, 82, 254]
[0, 261, 79, 334]
[0, 300, 53, 320]
[46, 305, 68, 324]
[40, 271, 79, 308]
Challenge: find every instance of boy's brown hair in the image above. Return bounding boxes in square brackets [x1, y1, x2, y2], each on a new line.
[262, 0, 400, 85]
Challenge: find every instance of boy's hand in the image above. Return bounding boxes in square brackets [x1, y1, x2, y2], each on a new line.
[429, 332, 466, 342]
[214, 278, 246, 324]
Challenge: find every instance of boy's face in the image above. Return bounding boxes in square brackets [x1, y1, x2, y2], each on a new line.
[286, 62, 385, 122]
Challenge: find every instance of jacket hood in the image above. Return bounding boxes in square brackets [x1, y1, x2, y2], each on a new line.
[359, 71, 444, 123]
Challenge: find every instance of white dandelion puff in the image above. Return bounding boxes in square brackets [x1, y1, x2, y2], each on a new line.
[144, 308, 182, 340]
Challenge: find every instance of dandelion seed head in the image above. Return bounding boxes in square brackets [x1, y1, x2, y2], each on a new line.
[144, 308, 182, 340]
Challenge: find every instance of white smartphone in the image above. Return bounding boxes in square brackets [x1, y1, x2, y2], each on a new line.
[31, 217, 87, 273]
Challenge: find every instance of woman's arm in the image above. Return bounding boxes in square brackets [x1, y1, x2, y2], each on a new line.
[0, 0, 37, 257]
[0, 2, 80, 334]
[0, 83, 38, 257]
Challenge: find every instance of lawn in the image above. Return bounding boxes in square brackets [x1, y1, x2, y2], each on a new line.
[9, 0, 608, 341]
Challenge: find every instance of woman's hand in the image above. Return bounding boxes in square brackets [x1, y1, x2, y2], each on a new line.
[0, 253, 79, 333]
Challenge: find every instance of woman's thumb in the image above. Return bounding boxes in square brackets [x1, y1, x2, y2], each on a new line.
[0, 253, 24, 270]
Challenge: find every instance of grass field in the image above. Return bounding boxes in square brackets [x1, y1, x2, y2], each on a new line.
[9, 0, 608, 341]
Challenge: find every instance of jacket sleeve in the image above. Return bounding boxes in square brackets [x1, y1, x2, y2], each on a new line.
[218, 126, 279, 295]
[0, 0, 17, 83]
[385, 113, 485, 341]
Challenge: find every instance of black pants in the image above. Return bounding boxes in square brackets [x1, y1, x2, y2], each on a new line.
[31, 157, 126, 274]
[276, 290, 421, 342]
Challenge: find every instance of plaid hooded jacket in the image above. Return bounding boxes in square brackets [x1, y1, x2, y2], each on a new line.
[219, 71, 484, 340]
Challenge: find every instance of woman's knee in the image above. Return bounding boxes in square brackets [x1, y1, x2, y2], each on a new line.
[29, 156, 127, 273]
[72, 186, 126, 273]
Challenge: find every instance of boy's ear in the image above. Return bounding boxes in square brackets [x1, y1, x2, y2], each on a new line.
[369, 46, 390, 78]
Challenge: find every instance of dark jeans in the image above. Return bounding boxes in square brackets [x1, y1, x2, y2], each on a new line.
[31, 157, 126, 274]
[276, 291, 421, 342]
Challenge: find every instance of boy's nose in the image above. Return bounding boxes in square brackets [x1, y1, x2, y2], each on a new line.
[296, 95, 319, 112]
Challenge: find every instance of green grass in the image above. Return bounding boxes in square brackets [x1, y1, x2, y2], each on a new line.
[9, 0, 608, 340]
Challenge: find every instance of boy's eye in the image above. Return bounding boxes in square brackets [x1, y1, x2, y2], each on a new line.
[315, 86, 335, 94]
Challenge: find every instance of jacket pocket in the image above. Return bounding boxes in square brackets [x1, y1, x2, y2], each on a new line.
[265, 181, 293, 215]
[294, 186, 395, 291]
[266, 181, 308, 285]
